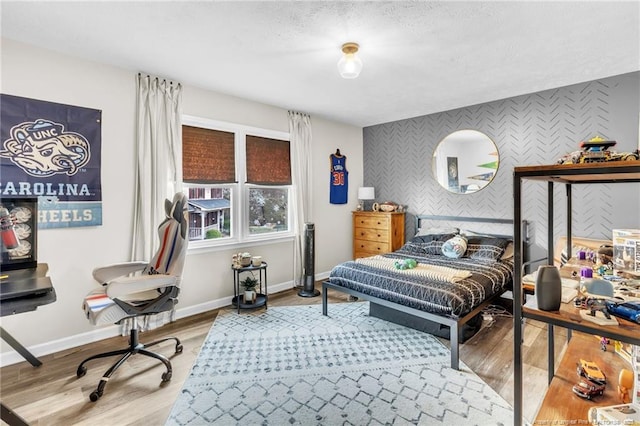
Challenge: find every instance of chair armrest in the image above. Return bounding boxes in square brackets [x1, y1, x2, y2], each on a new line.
[106, 274, 178, 299]
[92, 261, 149, 284]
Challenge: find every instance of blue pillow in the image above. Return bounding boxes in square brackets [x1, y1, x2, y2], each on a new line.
[442, 235, 468, 258]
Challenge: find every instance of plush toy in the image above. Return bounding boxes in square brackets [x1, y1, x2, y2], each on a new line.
[618, 368, 634, 403]
[442, 234, 468, 258]
[394, 259, 417, 270]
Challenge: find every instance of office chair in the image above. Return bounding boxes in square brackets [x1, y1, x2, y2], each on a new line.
[77, 192, 189, 402]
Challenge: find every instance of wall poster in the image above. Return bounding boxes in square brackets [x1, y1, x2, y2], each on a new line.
[0, 94, 102, 228]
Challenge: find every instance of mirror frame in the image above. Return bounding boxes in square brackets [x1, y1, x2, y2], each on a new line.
[432, 129, 499, 194]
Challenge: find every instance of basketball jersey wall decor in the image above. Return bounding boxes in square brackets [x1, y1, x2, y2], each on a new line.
[329, 151, 348, 204]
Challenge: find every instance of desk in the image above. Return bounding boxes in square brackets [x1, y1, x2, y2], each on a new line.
[1, 263, 55, 366]
[1, 264, 54, 426]
[1, 289, 56, 367]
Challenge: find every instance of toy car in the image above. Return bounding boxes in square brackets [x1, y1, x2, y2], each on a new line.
[572, 379, 605, 400]
[605, 300, 640, 324]
[556, 135, 640, 164]
[577, 359, 606, 384]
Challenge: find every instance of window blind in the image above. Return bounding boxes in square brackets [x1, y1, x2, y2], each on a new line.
[182, 125, 235, 183]
[246, 135, 291, 185]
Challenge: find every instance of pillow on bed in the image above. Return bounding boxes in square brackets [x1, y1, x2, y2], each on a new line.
[464, 237, 510, 261]
[500, 241, 515, 260]
[415, 226, 459, 237]
[459, 229, 494, 237]
[406, 233, 457, 255]
[441, 234, 468, 258]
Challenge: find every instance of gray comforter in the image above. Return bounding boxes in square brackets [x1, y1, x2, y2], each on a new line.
[327, 245, 513, 318]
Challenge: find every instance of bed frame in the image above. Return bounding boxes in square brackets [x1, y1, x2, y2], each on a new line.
[322, 215, 528, 370]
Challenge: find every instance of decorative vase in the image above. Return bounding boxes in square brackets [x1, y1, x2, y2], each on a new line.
[535, 265, 562, 311]
[244, 290, 256, 304]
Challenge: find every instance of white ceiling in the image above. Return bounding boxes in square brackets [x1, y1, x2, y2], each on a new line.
[1, 1, 639, 127]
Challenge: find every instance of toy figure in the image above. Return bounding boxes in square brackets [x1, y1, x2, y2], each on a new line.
[600, 336, 609, 351]
[597, 244, 614, 266]
[618, 369, 634, 403]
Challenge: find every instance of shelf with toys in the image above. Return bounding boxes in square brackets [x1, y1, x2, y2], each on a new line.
[512, 160, 640, 426]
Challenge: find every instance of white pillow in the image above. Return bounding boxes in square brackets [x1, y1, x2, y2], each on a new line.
[441, 235, 468, 258]
[500, 242, 514, 260]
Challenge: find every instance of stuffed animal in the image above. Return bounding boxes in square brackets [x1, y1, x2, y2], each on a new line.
[442, 234, 468, 258]
[394, 258, 417, 270]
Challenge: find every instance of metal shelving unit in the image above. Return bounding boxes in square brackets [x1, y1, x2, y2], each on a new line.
[512, 161, 640, 426]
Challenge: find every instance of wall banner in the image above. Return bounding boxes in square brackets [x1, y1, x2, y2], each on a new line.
[0, 94, 102, 228]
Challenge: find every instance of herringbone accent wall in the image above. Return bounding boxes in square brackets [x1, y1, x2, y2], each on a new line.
[363, 72, 639, 251]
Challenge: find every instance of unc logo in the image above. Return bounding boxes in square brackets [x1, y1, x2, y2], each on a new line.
[0, 119, 90, 177]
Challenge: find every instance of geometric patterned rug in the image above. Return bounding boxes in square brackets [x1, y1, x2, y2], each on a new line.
[166, 302, 512, 425]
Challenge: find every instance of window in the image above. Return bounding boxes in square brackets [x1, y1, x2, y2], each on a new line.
[182, 116, 292, 248]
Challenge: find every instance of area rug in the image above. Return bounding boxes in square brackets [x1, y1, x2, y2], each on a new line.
[166, 302, 512, 425]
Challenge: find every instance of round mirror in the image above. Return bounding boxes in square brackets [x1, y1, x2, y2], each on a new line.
[432, 130, 499, 194]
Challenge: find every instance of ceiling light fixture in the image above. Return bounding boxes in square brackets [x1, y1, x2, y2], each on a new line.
[337, 42, 363, 79]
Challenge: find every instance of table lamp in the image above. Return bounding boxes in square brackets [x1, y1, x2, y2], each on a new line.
[357, 187, 375, 211]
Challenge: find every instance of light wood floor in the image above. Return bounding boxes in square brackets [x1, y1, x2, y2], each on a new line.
[1, 285, 564, 425]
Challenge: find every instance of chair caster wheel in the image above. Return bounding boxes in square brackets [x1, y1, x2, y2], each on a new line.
[175, 344, 183, 354]
[77, 366, 87, 378]
[161, 371, 172, 382]
[89, 391, 101, 402]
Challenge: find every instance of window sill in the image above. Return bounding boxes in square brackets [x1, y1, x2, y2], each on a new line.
[187, 234, 295, 255]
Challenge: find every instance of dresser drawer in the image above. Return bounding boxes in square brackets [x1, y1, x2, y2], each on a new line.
[352, 211, 405, 260]
[353, 215, 390, 230]
[354, 239, 391, 256]
[354, 227, 390, 243]
[354, 249, 381, 259]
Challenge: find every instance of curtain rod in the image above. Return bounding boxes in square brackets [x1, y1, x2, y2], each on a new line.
[137, 72, 181, 87]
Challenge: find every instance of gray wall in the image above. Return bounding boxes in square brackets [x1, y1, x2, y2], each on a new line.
[363, 72, 639, 252]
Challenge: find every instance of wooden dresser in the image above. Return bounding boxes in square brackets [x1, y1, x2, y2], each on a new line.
[352, 211, 405, 259]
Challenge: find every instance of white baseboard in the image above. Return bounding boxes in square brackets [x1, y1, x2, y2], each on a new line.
[0, 275, 330, 367]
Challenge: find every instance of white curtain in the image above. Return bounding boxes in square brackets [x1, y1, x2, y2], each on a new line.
[288, 111, 313, 287]
[132, 74, 183, 261]
[128, 74, 183, 332]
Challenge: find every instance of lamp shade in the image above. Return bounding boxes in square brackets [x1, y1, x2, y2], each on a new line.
[358, 187, 375, 200]
[337, 42, 363, 79]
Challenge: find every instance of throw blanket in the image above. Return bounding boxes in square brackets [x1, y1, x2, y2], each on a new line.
[356, 255, 472, 283]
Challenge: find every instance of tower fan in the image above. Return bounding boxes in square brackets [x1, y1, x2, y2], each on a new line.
[298, 222, 319, 297]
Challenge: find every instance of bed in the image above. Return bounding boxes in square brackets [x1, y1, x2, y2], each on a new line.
[322, 215, 527, 370]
